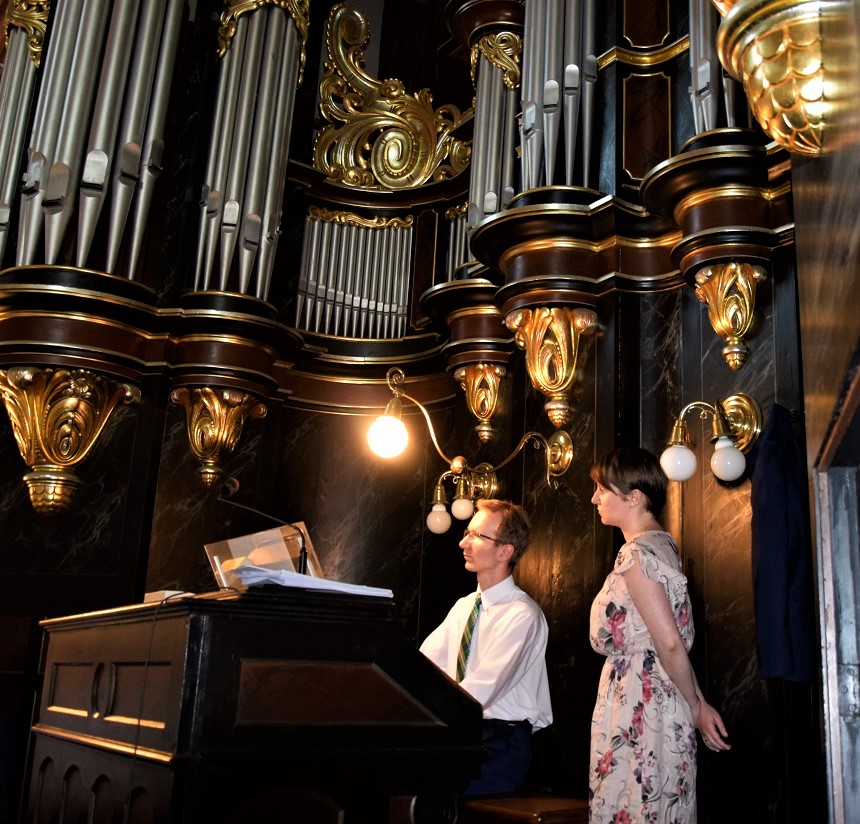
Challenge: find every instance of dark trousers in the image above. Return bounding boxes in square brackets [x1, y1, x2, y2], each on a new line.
[463, 719, 533, 798]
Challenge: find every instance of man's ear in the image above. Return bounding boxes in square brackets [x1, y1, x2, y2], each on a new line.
[498, 542, 515, 564]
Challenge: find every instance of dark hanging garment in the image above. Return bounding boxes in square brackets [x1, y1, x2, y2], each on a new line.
[749, 403, 815, 683]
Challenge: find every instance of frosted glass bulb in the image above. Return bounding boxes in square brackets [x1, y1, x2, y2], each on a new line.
[450, 496, 475, 521]
[367, 415, 408, 458]
[426, 503, 452, 534]
[710, 436, 746, 482]
[660, 444, 697, 482]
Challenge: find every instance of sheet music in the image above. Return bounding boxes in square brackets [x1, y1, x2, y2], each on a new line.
[230, 563, 393, 598]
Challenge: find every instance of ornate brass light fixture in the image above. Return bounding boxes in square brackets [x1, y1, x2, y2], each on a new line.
[0, 367, 141, 513]
[367, 368, 573, 533]
[660, 393, 762, 483]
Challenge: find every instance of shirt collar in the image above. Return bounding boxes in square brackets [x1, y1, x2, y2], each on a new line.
[477, 575, 515, 608]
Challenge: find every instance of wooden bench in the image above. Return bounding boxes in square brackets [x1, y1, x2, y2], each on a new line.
[461, 792, 589, 823]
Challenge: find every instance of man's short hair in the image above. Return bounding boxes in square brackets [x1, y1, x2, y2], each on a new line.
[476, 499, 532, 568]
[589, 447, 667, 519]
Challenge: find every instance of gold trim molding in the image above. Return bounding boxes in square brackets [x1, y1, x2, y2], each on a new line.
[170, 386, 267, 489]
[307, 205, 413, 229]
[505, 306, 599, 428]
[218, 0, 310, 83]
[0, 367, 141, 514]
[313, 3, 472, 189]
[454, 363, 506, 444]
[7, 0, 50, 68]
[694, 260, 766, 370]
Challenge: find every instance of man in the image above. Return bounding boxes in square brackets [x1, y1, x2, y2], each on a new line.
[420, 499, 552, 797]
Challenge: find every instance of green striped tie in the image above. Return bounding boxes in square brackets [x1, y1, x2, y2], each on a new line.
[456, 593, 482, 682]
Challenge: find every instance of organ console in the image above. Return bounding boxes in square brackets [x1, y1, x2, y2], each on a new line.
[25, 587, 483, 822]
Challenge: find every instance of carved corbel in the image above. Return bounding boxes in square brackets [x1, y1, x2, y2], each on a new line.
[713, 0, 853, 155]
[170, 387, 267, 489]
[694, 261, 767, 370]
[505, 306, 599, 428]
[454, 363, 506, 444]
[0, 367, 141, 514]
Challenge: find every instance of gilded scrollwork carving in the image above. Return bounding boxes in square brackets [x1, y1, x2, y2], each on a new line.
[313, 3, 472, 189]
[505, 306, 599, 428]
[454, 363, 507, 444]
[694, 261, 766, 370]
[217, 0, 310, 82]
[170, 386, 267, 489]
[308, 205, 413, 229]
[0, 367, 141, 513]
[7, 0, 50, 68]
[470, 32, 522, 90]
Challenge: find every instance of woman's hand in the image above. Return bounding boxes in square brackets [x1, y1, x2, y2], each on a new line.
[696, 700, 731, 751]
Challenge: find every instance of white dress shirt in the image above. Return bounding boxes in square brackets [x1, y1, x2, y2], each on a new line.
[420, 575, 553, 729]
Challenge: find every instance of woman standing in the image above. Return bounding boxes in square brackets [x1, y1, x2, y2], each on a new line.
[588, 448, 730, 823]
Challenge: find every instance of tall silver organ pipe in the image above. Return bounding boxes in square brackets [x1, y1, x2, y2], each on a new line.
[14, 0, 185, 278]
[520, 0, 596, 189]
[466, 33, 521, 230]
[194, 4, 303, 302]
[294, 209, 413, 340]
[0, 22, 40, 264]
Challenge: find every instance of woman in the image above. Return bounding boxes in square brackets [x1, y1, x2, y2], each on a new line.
[588, 448, 730, 823]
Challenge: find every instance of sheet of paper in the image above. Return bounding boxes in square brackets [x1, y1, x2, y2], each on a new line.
[230, 563, 393, 598]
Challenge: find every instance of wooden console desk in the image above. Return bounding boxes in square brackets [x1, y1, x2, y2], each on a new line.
[24, 587, 482, 822]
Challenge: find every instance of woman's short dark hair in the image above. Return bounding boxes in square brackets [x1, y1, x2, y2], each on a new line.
[590, 448, 667, 518]
[476, 499, 532, 568]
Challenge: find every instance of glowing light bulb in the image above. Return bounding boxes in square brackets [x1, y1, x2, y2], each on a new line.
[450, 496, 475, 520]
[660, 444, 697, 482]
[710, 436, 746, 482]
[426, 503, 452, 534]
[367, 415, 408, 458]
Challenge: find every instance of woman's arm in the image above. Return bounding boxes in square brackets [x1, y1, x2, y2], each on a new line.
[623, 555, 731, 750]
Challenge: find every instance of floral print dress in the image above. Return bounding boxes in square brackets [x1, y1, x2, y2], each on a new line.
[588, 531, 697, 824]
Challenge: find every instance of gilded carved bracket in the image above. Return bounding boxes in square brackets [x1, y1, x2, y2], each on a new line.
[505, 306, 599, 429]
[0, 367, 141, 514]
[694, 261, 767, 370]
[170, 386, 268, 489]
[713, 0, 855, 155]
[454, 363, 506, 444]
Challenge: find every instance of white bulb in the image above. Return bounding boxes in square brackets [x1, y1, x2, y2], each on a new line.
[367, 415, 408, 458]
[450, 496, 475, 520]
[660, 444, 697, 482]
[710, 436, 746, 482]
[426, 503, 452, 534]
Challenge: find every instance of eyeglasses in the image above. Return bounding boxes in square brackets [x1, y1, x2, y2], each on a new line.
[463, 528, 503, 544]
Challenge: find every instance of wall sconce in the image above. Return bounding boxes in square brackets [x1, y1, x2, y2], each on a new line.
[659, 393, 762, 482]
[367, 368, 573, 533]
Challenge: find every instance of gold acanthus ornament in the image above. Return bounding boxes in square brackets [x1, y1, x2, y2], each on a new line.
[470, 32, 522, 90]
[170, 386, 267, 489]
[7, 0, 50, 68]
[313, 3, 472, 189]
[505, 307, 599, 428]
[694, 261, 766, 370]
[713, 0, 846, 155]
[0, 367, 141, 514]
[217, 0, 310, 81]
[454, 363, 507, 444]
